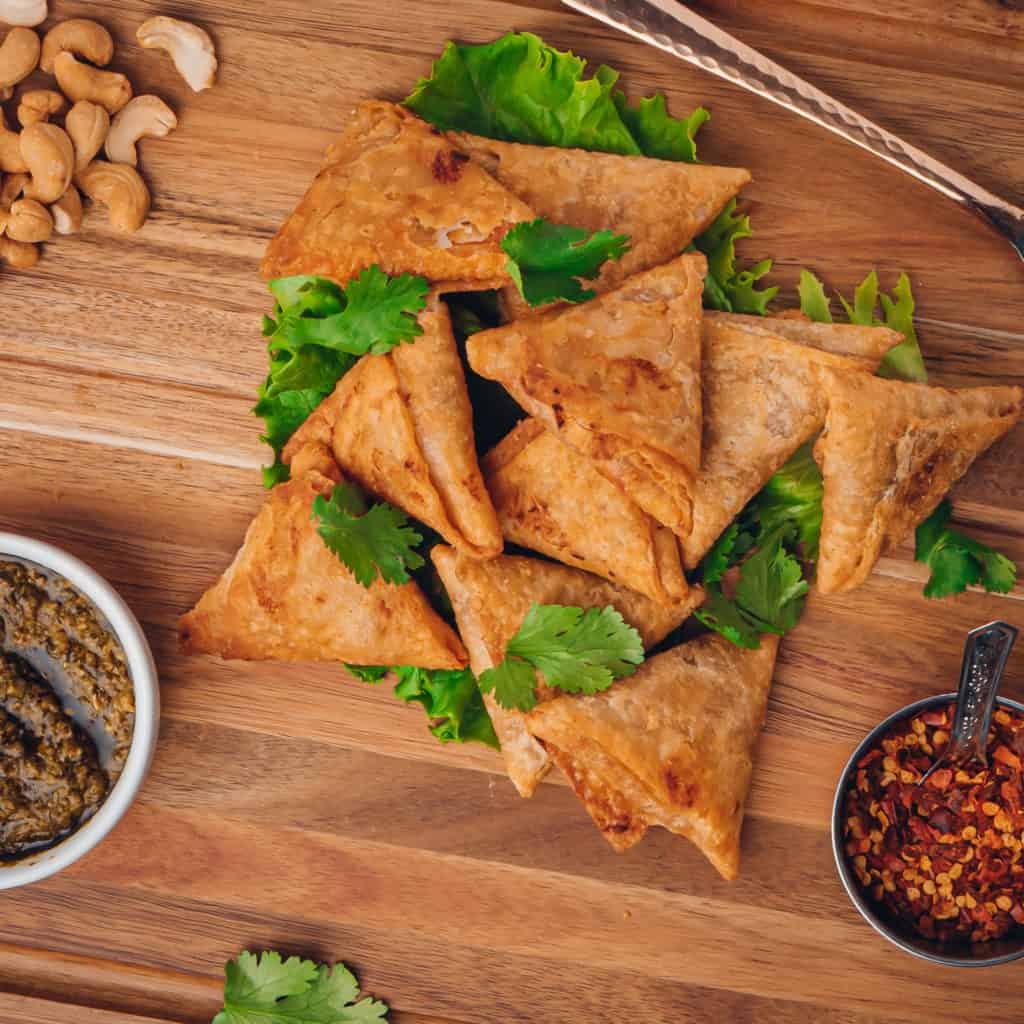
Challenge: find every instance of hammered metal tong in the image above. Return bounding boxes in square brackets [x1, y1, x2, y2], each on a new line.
[919, 621, 1019, 786]
[562, 0, 1024, 260]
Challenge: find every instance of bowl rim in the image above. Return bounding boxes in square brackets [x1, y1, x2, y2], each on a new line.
[832, 691, 1024, 968]
[0, 532, 160, 890]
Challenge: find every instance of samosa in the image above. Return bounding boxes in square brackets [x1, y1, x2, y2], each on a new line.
[483, 418, 690, 605]
[262, 101, 535, 290]
[527, 633, 779, 880]
[180, 443, 467, 669]
[432, 545, 701, 797]
[284, 291, 503, 559]
[682, 318, 892, 567]
[814, 372, 1022, 593]
[450, 130, 750, 295]
[467, 253, 707, 537]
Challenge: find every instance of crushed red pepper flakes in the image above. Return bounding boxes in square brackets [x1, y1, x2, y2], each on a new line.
[842, 702, 1024, 944]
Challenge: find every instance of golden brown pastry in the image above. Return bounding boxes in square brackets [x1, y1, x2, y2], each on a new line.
[261, 100, 535, 290]
[704, 311, 901, 370]
[814, 373, 1022, 594]
[467, 253, 707, 537]
[284, 291, 503, 558]
[483, 418, 690, 605]
[527, 633, 780, 880]
[682, 319, 880, 567]
[449, 129, 749, 302]
[432, 545, 702, 797]
[180, 444, 467, 669]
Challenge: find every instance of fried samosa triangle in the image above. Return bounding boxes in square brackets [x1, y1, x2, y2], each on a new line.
[467, 253, 707, 537]
[682, 319, 890, 567]
[284, 291, 503, 559]
[449, 129, 750, 296]
[527, 633, 779, 879]
[814, 373, 1022, 594]
[179, 443, 468, 669]
[483, 418, 691, 605]
[431, 546, 702, 798]
[261, 100, 535, 290]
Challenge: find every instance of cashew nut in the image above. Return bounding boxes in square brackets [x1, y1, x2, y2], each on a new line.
[0, 236, 38, 267]
[0, 109, 25, 172]
[50, 182, 81, 234]
[137, 16, 217, 93]
[17, 88, 66, 127]
[5, 195, 51, 241]
[20, 121, 73, 202]
[40, 18, 113, 73]
[0, 1, 46, 28]
[76, 159, 150, 232]
[105, 95, 177, 166]
[65, 100, 109, 173]
[0, 26, 39, 88]
[54, 51, 132, 114]
[0, 170, 26, 207]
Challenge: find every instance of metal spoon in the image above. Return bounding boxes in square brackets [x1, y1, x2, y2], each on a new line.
[919, 620, 1018, 785]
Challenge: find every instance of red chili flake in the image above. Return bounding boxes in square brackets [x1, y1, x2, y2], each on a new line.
[842, 701, 1024, 945]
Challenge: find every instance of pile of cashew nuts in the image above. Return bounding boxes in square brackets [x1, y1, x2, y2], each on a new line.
[0, 4, 217, 270]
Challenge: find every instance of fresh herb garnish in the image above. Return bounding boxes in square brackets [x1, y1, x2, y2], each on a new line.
[256, 269, 428, 485]
[214, 950, 388, 1024]
[797, 268, 927, 382]
[915, 499, 1017, 599]
[478, 603, 644, 711]
[501, 218, 629, 306]
[347, 664, 499, 748]
[313, 482, 424, 587]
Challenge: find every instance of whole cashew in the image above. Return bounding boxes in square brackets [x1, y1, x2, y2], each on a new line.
[0, 26, 40, 89]
[0, 236, 39, 267]
[40, 19, 113, 73]
[105, 95, 177, 166]
[50, 182, 81, 234]
[0, 1, 47, 28]
[65, 100, 109, 173]
[20, 121, 74, 202]
[137, 16, 217, 92]
[76, 160, 150, 232]
[1, 171, 27, 207]
[54, 51, 132, 114]
[0, 110, 26, 172]
[17, 88, 66, 127]
[5, 196, 51, 241]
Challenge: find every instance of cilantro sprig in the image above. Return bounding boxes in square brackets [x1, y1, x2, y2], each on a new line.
[256, 269, 428, 486]
[915, 500, 1017, 598]
[501, 219, 630, 306]
[214, 950, 388, 1024]
[478, 603, 644, 711]
[347, 664, 499, 747]
[313, 482, 424, 587]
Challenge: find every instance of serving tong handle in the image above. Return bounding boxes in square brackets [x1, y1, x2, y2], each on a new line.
[920, 621, 1018, 785]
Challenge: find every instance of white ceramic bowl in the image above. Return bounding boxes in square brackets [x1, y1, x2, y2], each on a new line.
[0, 533, 159, 889]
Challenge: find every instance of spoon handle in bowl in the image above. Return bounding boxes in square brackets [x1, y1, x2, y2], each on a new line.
[948, 621, 1019, 766]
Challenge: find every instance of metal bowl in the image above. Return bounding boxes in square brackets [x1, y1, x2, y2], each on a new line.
[832, 692, 1024, 967]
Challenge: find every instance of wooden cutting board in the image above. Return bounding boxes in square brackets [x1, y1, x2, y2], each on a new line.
[1, 1, 1023, 1021]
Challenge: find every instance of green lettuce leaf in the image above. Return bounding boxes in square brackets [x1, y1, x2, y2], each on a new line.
[613, 92, 708, 163]
[501, 218, 630, 305]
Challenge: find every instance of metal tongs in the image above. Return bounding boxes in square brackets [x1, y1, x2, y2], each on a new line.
[919, 621, 1019, 786]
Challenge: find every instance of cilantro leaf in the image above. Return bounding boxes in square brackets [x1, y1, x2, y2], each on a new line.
[313, 483, 424, 587]
[214, 951, 388, 1024]
[256, 269, 428, 484]
[701, 521, 740, 586]
[613, 93, 708, 163]
[798, 268, 926, 383]
[478, 604, 644, 711]
[734, 527, 809, 632]
[915, 500, 1017, 599]
[692, 201, 777, 315]
[501, 219, 630, 306]
[694, 587, 762, 650]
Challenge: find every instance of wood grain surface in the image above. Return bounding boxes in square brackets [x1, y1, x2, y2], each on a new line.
[1, 1, 1023, 1021]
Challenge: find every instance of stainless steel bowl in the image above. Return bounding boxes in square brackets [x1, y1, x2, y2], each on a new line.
[831, 692, 1024, 967]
